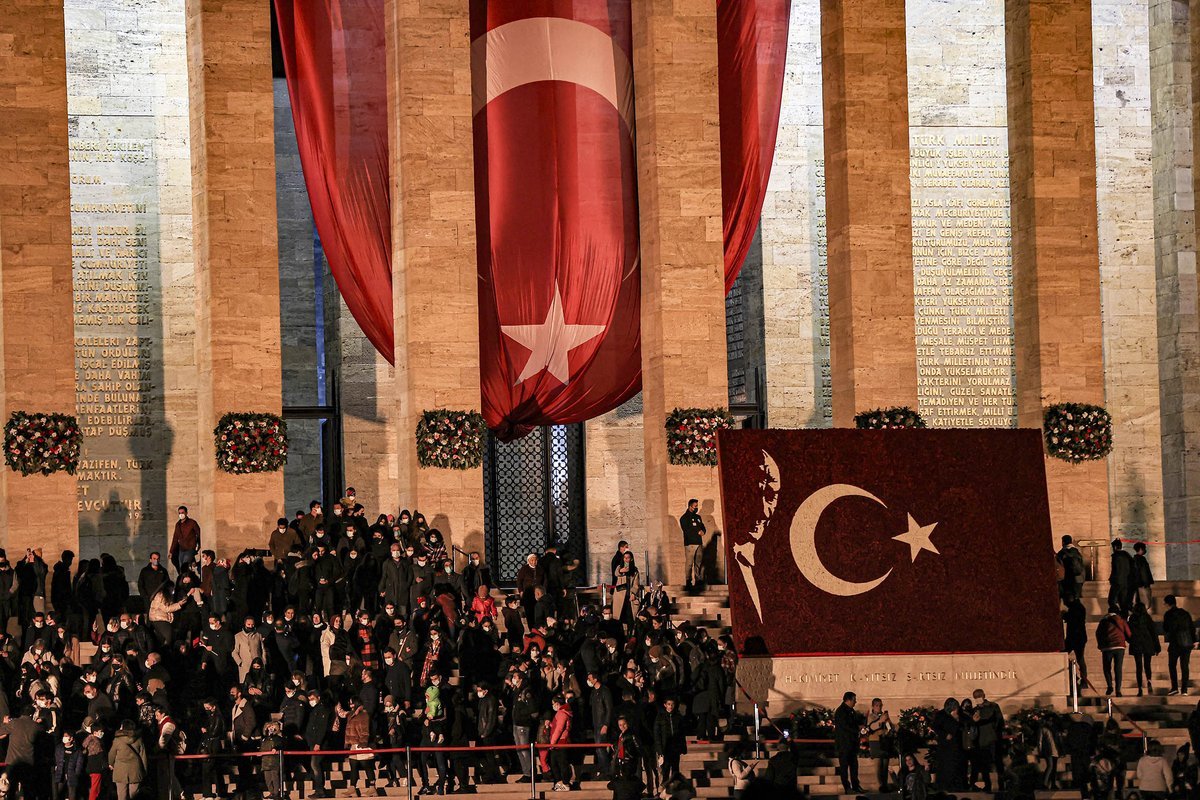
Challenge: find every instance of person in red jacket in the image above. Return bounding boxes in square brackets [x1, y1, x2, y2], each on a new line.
[542, 694, 573, 792]
[1096, 604, 1133, 696]
[168, 505, 201, 576]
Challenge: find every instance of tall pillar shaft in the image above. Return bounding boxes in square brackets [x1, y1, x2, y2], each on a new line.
[186, 0, 284, 557]
[821, 0, 918, 427]
[825, 0, 916, 429]
[1006, 0, 1109, 539]
[386, 0, 484, 556]
[0, 2, 79, 559]
[633, 0, 730, 585]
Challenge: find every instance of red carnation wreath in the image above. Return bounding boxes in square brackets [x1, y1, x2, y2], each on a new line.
[665, 408, 734, 467]
[4, 411, 82, 476]
[214, 412, 289, 474]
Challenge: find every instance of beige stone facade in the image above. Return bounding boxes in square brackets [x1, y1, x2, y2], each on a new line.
[7, 0, 1200, 578]
[0, 1, 80, 559]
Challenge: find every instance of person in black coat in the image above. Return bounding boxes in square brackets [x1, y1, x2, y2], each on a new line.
[1109, 540, 1135, 615]
[833, 691, 865, 793]
[1133, 542, 1155, 607]
[652, 697, 687, 787]
[1063, 597, 1089, 685]
[1064, 712, 1096, 796]
[1127, 602, 1160, 696]
[587, 673, 614, 776]
[303, 691, 332, 799]
[932, 698, 967, 791]
[1162, 594, 1196, 695]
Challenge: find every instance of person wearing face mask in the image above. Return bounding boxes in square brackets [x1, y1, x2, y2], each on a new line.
[233, 616, 265, 684]
[409, 552, 435, 613]
[462, 551, 492, 599]
[419, 629, 444, 686]
[382, 647, 413, 707]
[387, 616, 420, 671]
[325, 502, 349, 548]
[269, 517, 300, 563]
[501, 594, 525, 653]
[380, 544, 413, 617]
[53, 729, 85, 800]
[299, 500, 324, 545]
[472, 682, 501, 784]
[168, 505, 201, 576]
[432, 559, 466, 635]
[587, 672, 614, 777]
[470, 584, 497, 623]
[303, 691, 332, 798]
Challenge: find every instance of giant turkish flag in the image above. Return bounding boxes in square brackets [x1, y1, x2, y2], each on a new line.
[471, 1, 641, 440]
[717, 429, 1064, 656]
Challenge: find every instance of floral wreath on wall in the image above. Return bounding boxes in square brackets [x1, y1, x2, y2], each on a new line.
[214, 412, 289, 474]
[854, 406, 928, 430]
[4, 412, 82, 477]
[416, 409, 486, 470]
[898, 705, 938, 748]
[1043, 402, 1112, 463]
[665, 407, 734, 467]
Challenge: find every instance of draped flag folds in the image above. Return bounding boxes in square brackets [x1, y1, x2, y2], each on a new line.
[275, 0, 394, 363]
[718, 0, 791, 292]
[471, 1, 642, 440]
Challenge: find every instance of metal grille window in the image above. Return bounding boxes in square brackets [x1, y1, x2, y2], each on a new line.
[483, 424, 587, 584]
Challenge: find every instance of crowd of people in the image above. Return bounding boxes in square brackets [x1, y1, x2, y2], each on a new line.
[0, 496, 739, 800]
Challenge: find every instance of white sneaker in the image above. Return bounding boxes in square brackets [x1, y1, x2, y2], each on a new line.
[553, 782, 570, 791]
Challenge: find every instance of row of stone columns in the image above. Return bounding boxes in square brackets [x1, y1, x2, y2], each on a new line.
[0, 0, 1123, 569]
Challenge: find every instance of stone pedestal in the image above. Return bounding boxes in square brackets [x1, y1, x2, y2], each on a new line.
[1005, 0, 1110, 543]
[386, 0, 484, 557]
[0, 2, 80, 560]
[185, 0, 284, 557]
[821, 0, 918, 426]
[739, 652, 1070, 715]
[632, 0, 730, 586]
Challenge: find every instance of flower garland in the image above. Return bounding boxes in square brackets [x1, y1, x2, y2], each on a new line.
[665, 407, 734, 466]
[416, 409, 486, 470]
[1044, 402, 1113, 463]
[855, 406, 928, 430]
[898, 705, 938, 747]
[1006, 706, 1065, 744]
[787, 706, 834, 738]
[4, 412, 82, 477]
[214, 412, 289, 474]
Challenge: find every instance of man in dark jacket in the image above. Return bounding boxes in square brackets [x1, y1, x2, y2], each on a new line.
[587, 672, 614, 776]
[971, 689, 1005, 791]
[1109, 540, 1135, 615]
[1162, 594, 1196, 695]
[1056, 535, 1086, 601]
[652, 697, 687, 787]
[50, 551, 74, 616]
[169, 505, 201, 575]
[136, 552, 167, 610]
[475, 683, 501, 783]
[833, 691, 865, 794]
[510, 672, 537, 781]
[1064, 712, 1096, 796]
[379, 544, 412, 615]
[304, 691, 331, 798]
[1133, 542, 1155, 607]
[680, 499, 706, 589]
[0, 708, 42, 798]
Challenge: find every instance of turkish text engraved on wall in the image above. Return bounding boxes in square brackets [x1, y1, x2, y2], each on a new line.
[910, 128, 1016, 427]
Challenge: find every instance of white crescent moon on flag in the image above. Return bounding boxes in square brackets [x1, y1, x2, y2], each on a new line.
[470, 17, 635, 131]
[790, 483, 893, 596]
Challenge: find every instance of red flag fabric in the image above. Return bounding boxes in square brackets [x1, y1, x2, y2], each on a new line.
[718, 0, 791, 292]
[471, 1, 642, 440]
[275, 0, 394, 364]
[717, 429, 1064, 656]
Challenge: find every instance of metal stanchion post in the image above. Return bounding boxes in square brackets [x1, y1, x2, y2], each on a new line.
[279, 748, 286, 799]
[1070, 661, 1080, 712]
[530, 742, 538, 800]
[754, 704, 761, 760]
[406, 746, 414, 800]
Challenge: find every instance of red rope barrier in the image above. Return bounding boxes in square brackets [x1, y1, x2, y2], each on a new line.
[173, 742, 613, 761]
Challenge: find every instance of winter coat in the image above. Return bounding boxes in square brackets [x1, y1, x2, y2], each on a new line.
[1128, 609, 1160, 656]
[233, 629, 266, 682]
[344, 708, 370, 748]
[108, 730, 148, 783]
[1096, 613, 1132, 650]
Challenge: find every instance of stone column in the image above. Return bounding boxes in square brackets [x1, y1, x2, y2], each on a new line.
[385, 0, 484, 557]
[1005, 0, 1109, 541]
[632, 1, 730, 585]
[820, 0, 919, 427]
[0, 2, 79, 559]
[185, 0, 284, 557]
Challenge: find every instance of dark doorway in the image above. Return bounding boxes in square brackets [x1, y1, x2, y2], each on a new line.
[483, 425, 587, 585]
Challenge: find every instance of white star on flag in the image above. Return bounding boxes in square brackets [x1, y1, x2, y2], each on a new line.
[892, 513, 940, 562]
[501, 283, 606, 386]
